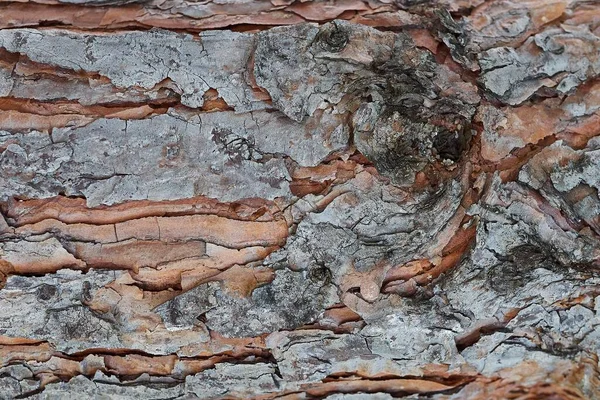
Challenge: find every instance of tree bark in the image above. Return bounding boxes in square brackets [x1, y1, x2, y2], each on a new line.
[0, 0, 599, 399]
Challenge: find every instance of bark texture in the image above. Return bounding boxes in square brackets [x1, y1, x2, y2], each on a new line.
[1, 0, 600, 399]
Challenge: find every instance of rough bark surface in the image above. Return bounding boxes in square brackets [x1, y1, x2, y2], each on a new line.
[1, 0, 600, 399]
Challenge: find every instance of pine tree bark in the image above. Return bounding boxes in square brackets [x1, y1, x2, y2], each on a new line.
[0, 1, 599, 399]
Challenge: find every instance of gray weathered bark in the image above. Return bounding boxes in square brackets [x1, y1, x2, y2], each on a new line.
[0, 1, 599, 399]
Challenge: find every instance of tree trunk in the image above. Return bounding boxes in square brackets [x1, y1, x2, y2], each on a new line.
[1, 1, 599, 398]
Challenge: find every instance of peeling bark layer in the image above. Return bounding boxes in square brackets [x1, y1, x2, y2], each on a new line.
[1, 1, 600, 399]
